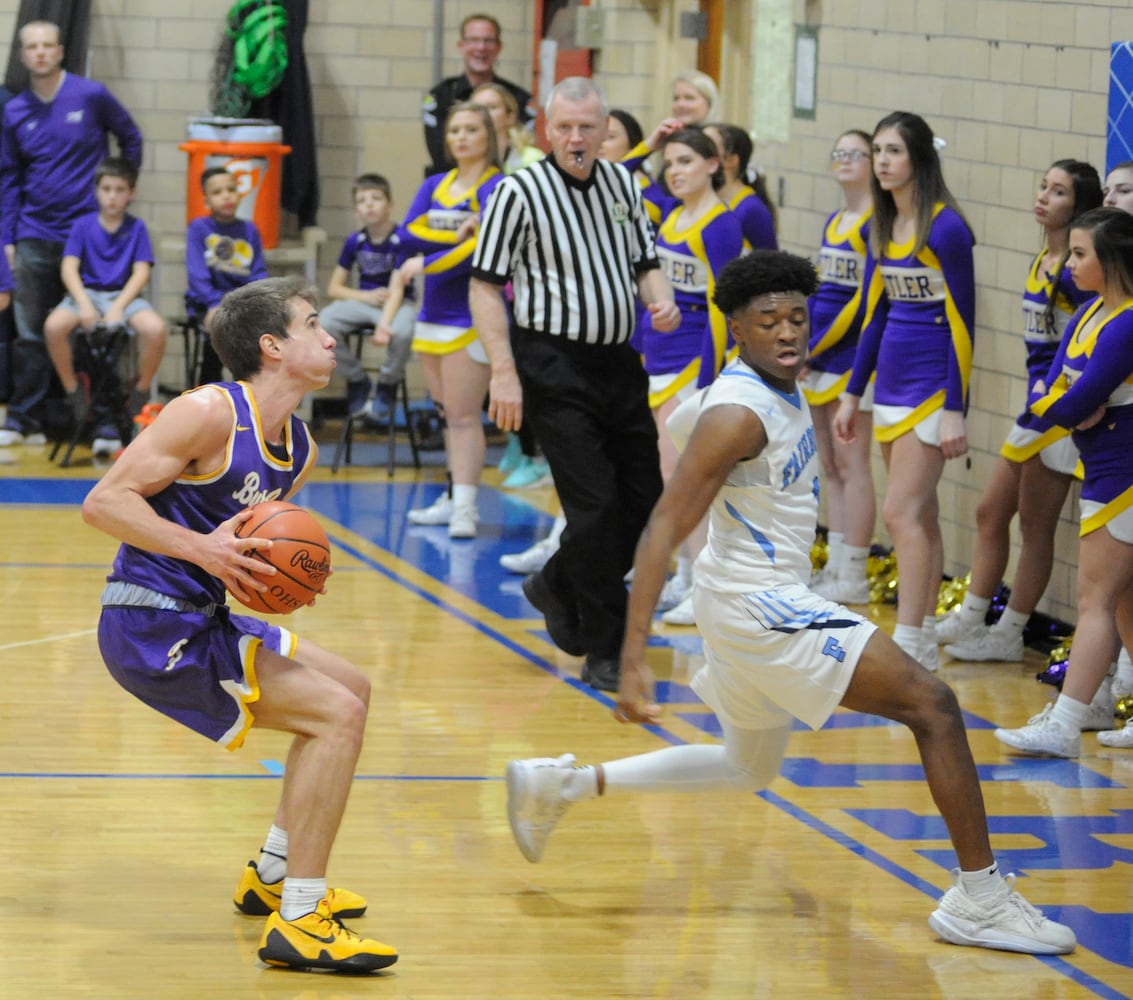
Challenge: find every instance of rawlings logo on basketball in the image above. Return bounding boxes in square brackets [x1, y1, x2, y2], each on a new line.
[291, 548, 330, 586]
[232, 473, 284, 506]
[229, 500, 333, 616]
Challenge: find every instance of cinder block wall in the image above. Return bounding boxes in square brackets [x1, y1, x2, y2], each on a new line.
[739, 0, 1129, 623]
[1, 0, 1126, 621]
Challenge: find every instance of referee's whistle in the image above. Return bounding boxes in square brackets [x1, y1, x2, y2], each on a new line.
[573, 151, 584, 167]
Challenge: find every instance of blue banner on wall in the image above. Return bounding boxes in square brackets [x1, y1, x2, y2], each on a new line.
[1108, 42, 1133, 172]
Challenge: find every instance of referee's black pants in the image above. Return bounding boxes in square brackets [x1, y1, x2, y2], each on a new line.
[512, 329, 663, 661]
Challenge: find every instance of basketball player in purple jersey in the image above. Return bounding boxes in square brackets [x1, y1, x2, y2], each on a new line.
[82, 277, 398, 973]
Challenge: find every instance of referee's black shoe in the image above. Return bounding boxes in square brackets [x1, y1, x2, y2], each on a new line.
[522, 572, 585, 656]
[581, 656, 619, 693]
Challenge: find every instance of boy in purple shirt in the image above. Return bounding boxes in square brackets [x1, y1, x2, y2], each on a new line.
[319, 173, 416, 419]
[0, 20, 142, 447]
[43, 156, 166, 456]
[185, 167, 269, 383]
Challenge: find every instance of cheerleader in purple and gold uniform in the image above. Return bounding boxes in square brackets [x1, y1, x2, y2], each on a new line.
[702, 123, 778, 252]
[938, 161, 1101, 662]
[380, 102, 503, 539]
[803, 128, 875, 605]
[833, 112, 976, 671]
[994, 208, 1133, 755]
[644, 128, 742, 624]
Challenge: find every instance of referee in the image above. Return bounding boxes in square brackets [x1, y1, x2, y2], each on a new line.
[470, 76, 680, 692]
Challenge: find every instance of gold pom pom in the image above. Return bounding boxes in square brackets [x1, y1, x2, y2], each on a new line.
[936, 574, 970, 617]
[868, 550, 898, 605]
[810, 536, 829, 574]
[1116, 695, 1133, 722]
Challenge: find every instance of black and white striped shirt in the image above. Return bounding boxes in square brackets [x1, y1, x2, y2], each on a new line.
[471, 156, 660, 345]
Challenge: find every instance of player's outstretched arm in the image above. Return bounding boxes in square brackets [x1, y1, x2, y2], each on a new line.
[617, 402, 767, 724]
[81, 390, 273, 596]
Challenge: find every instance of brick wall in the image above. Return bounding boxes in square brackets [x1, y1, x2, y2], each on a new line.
[0, 0, 1125, 620]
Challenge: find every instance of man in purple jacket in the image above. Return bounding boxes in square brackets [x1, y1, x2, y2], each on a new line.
[0, 20, 142, 446]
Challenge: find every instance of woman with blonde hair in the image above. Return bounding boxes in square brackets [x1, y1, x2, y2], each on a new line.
[378, 101, 504, 538]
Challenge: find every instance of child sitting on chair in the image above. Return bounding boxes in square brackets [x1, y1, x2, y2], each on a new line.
[43, 156, 167, 457]
[319, 173, 417, 423]
[185, 166, 268, 383]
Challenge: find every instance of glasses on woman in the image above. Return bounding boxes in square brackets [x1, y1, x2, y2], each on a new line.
[830, 149, 870, 163]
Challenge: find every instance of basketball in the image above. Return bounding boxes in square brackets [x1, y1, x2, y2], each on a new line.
[231, 500, 332, 615]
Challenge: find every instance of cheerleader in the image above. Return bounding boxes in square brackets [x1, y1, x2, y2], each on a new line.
[379, 102, 503, 539]
[645, 127, 742, 624]
[938, 161, 1102, 661]
[1102, 160, 1133, 212]
[803, 129, 876, 604]
[833, 111, 976, 671]
[994, 208, 1133, 755]
[702, 122, 778, 251]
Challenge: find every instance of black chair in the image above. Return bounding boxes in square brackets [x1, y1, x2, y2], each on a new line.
[51, 323, 133, 467]
[167, 313, 206, 394]
[331, 327, 421, 476]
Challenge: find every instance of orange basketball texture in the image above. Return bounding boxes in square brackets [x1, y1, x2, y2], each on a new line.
[231, 501, 332, 615]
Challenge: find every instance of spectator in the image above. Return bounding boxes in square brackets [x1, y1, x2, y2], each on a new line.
[43, 156, 167, 457]
[422, 13, 533, 176]
[0, 19, 142, 447]
[320, 173, 416, 424]
[185, 167, 269, 384]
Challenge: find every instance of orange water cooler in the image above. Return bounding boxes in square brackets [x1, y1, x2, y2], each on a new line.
[179, 118, 292, 248]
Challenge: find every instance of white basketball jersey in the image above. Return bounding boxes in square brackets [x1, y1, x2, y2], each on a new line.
[668, 359, 820, 593]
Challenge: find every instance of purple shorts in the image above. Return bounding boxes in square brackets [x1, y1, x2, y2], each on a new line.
[98, 605, 296, 750]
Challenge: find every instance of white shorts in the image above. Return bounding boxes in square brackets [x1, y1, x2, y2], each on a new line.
[690, 582, 877, 731]
[802, 370, 874, 413]
[873, 403, 941, 446]
[1001, 423, 1079, 476]
[1081, 499, 1133, 543]
[648, 371, 699, 406]
[413, 321, 487, 364]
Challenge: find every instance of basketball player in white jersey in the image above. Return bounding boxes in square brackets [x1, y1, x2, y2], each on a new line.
[504, 250, 1076, 957]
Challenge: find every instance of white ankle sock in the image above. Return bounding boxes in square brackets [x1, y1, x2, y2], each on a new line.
[676, 554, 694, 587]
[258, 825, 288, 883]
[562, 765, 599, 802]
[958, 862, 1001, 897]
[452, 484, 478, 508]
[995, 607, 1029, 638]
[280, 877, 327, 921]
[1050, 695, 1088, 734]
[827, 532, 845, 576]
[959, 592, 990, 625]
[1116, 647, 1133, 690]
[843, 544, 869, 581]
[893, 624, 923, 658]
[922, 614, 937, 635]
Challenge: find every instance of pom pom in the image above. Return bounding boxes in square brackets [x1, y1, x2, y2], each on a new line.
[868, 546, 898, 605]
[936, 574, 969, 617]
[1116, 695, 1133, 722]
[1037, 639, 1072, 689]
